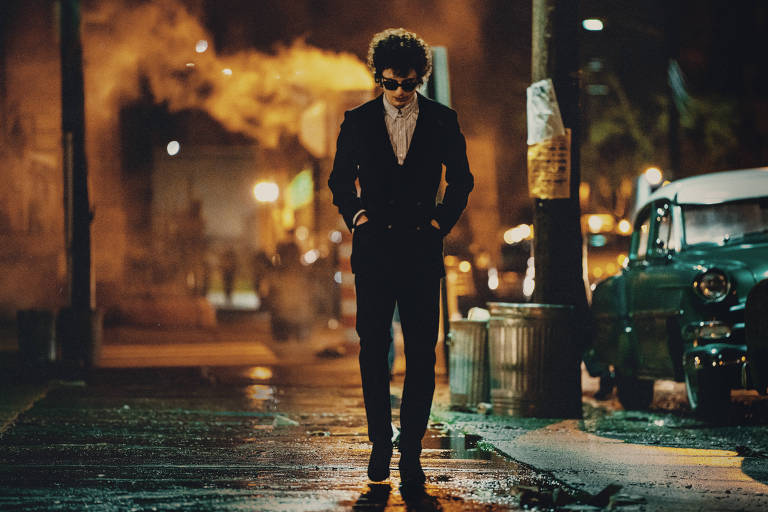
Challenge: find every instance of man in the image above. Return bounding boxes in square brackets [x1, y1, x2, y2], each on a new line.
[328, 28, 473, 486]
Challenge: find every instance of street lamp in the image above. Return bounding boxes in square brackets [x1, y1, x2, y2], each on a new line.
[166, 140, 180, 156]
[632, 167, 664, 218]
[253, 181, 279, 203]
[644, 166, 663, 187]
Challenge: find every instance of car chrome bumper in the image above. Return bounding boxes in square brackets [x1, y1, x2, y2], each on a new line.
[682, 321, 733, 346]
[684, 343, 747, 371]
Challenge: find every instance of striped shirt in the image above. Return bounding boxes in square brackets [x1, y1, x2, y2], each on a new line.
[383, 94, 419, 165]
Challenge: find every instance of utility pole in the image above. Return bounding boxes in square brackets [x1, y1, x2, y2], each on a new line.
[529, 0, 589, 417]
[60, 0, 94, 364]
[530, 0, 588, 314]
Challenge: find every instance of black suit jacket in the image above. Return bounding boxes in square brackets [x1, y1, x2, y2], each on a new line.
[328, 93, 473, 276]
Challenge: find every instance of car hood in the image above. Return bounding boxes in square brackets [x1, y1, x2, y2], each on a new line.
[680, 241, 768, 284]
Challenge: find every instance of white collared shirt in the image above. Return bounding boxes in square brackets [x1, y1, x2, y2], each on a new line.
[383, 94, 419, 165]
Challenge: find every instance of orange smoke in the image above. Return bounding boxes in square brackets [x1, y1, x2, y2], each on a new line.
[82, 0, 373, 147]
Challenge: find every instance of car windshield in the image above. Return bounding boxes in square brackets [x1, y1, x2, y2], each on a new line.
[682, 197, 768, 246]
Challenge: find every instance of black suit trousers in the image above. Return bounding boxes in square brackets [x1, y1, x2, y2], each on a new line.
[355, 267, 440, 455]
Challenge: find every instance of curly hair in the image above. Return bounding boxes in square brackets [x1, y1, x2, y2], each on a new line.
[366, 28, 432, 84]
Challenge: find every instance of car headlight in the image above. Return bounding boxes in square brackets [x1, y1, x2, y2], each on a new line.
[693, 269, 730, 302]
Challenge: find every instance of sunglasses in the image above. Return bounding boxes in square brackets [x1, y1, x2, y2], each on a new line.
[379, 77, 420, 92]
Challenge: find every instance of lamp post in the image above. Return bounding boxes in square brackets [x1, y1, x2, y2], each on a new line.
[60, 0, 99, 372]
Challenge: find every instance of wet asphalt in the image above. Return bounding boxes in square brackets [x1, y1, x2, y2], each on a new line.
[2, 316, 768, 511]
[0, 337, 560, 511]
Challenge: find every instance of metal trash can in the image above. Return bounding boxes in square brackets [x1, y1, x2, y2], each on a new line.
[16, 309, 57, 371]
[487, 302, 581, 418]
[447, 319, 490, 409]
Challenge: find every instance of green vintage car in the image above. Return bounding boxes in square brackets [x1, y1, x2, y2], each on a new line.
[587, 167, 768, 416]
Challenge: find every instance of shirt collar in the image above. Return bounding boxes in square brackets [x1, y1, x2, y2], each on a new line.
[383, 93, 419, 119]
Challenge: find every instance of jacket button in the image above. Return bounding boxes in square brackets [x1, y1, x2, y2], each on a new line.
[416, 201, 423, 206]
[416, 226, 422, 231]
[388, 200, 395, 205]
[387, 224, 392, 229]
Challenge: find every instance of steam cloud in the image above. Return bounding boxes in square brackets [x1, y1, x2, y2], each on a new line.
[83, 0, 374, 147]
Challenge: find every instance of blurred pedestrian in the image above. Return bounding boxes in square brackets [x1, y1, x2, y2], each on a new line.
[251, 250, 272, 310]
[221, 248, 238, 305]
[328, 28, 473, 486]
[267, 240, 313, 342]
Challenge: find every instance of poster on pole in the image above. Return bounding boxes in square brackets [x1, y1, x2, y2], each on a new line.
[526, 79, 571, 199]
[527, 129, 571, 199]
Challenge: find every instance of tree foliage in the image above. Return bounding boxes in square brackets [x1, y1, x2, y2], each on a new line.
[581, 71, 744, 216]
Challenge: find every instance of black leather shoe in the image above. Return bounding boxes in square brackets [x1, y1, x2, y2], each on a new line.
[367, 443, 392, 481]
[398, 455, 426, 486]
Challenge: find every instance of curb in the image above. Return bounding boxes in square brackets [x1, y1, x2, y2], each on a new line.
[429, 405, 647, 510]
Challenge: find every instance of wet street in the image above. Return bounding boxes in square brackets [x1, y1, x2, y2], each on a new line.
[0, 325, 561, 511]
[1, 316, 768, 511]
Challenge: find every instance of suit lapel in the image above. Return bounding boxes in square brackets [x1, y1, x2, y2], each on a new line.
[403, 93, 429, 166]
[367, 95, 398, 166]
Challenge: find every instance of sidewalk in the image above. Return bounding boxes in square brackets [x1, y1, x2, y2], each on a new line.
[429, 373, 768, 511]
[0, 314, 351, 433]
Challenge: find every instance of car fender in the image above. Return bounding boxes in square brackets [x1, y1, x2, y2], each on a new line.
[589, 273, 628, 372]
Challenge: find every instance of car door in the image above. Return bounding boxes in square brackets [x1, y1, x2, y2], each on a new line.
[625, 200, 681, 379]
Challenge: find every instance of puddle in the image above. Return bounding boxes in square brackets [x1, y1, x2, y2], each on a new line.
[421, 428, 495, 461]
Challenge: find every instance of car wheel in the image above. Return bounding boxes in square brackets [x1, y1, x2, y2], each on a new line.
[684, 367, 731, 419]
[616, 374, 654, 410]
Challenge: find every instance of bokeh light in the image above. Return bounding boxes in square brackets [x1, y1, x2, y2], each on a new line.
[582, 19, 604, 31]
[253, 181, 279, 203]
[166, 140, 180, 156]
[644, 166, 663, 186]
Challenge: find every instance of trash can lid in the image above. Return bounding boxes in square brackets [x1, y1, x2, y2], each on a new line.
[486, 302, 574, 318]
[487, 302, 574, 309]
[449, 318, 489, 325]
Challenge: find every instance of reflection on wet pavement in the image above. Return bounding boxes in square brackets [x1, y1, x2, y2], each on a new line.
[422, 428, 494, 461]
[16, 349, 767, 510]
[0, 356, 563, 511]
